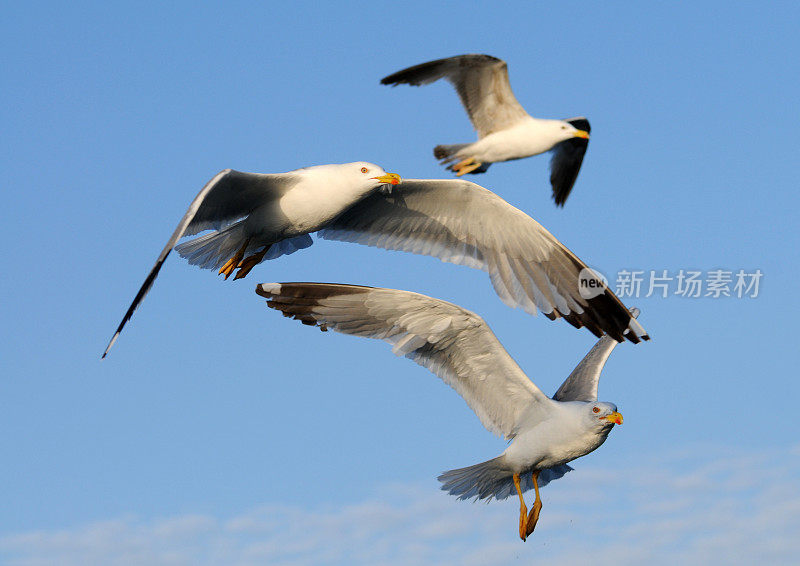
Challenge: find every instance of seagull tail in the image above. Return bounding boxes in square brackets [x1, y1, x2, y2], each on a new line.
[438, 457, 572, 502]
[174, 220, 249, 270]
[434, 144, 491, 174]
[433, 143, 469, 163]
[174, 221, 313, 271]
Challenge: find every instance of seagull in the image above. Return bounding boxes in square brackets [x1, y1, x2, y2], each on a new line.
[103, 170, 648, 358]
[381, 54, 591, 206]
[256, 282, 633, 541]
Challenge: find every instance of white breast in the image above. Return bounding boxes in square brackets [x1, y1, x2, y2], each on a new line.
[502, 406, 611, 472]
[277, 172, 373, 233]
[472, 118, 562, 162]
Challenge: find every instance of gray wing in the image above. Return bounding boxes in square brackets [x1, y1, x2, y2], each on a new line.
[550, 117, 591, 207]
[102, 169, 295, 358]
[380, 54, 530, 138]
[318, 179, 649, 344]
[256, 282, 554, 439]
[553, 308, 641, 402]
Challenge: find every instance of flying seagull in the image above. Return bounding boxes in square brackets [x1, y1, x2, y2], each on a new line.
[257, 282, 634, 540]
[103, 170, 648, 358]
[381, 54, 590, 206]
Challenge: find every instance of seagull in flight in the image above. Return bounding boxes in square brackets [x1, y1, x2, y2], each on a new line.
[381, 54, 591, 206]
[257, 282, 634, 540]
[103, 167, 648, 358]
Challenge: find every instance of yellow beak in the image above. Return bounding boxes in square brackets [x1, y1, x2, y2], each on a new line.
[604, 411, 623, 425]
[574, 130, 590, 140]
[371, 172, 402, 185]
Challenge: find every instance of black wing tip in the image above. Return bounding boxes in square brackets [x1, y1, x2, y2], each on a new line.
[624, 306, 650, 342]
[380, 54, 504, 86]
[101, 331, 120, 359]
[257, 282, 373, 331]
[552, 191, 569, 207]
[549, 134, 590, 206]
[566, 117, 591, 133]
[101, 254, 171, 359]
[256, 282, 375, 300]
[379, 72, 420, 87]
[549, 171, 578, 207]
[553, 284, 647, 345]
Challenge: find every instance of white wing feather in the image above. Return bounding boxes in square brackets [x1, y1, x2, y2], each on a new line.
[257, 282, 553, 439]
[319, 179, 647, 343]
[381, 54, 530, 137]
[553, 308, 641, 402]
[552, 337, 618, 403]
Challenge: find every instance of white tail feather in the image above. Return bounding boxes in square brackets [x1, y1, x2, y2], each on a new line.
[438, 456, 572, 501]
[174, 221, 249, 269]
[174, 223, 313, 270]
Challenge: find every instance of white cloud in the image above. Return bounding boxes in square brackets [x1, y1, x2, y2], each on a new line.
[2, 446, 798, 566]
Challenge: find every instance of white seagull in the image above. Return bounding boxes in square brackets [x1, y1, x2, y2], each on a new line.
[257, 282, 633, 541]
[381, 54, 591, 206]
[103, 165, 648, 358]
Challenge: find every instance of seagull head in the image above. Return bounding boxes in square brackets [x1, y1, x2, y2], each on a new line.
[588, 402, 623, 428]
[551, 120, 590, 144]
[344, 162, 402, 193]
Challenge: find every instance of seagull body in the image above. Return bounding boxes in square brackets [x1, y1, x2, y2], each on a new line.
[456, 116, 590, 172]
[503, 400, 614, 472]
[464, 117, 569, 163]
[103, 167, 648, 358]
[381, 54, 591, 206]
[257, 282, 629, 540]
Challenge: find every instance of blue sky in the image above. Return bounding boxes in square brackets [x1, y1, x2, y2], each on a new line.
[2, 2, 799, 564]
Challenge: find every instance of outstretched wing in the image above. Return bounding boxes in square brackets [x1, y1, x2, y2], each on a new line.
[553, 308, 641, 402]
[102, 169, 296, 358]
[550, 117, 591, 207]
[257, 282, 553, 439]
[318, 179, 649, 344]
[381, 54, 529, 138]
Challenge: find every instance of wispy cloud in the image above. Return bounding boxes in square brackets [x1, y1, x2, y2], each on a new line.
[2, 446, 798, 566]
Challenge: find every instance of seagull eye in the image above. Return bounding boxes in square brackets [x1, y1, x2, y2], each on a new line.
[592, 407, 600, 414]
[361, 167, 368, 174]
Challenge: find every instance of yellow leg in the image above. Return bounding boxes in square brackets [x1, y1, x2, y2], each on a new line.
[451, 157, 483, 176]
[454, 161, 483, 176]
[513, 473, 528, 542]
[233, 245, 271, 280]
[218, 239, 250, 280]
[524, 471, 543, 537]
